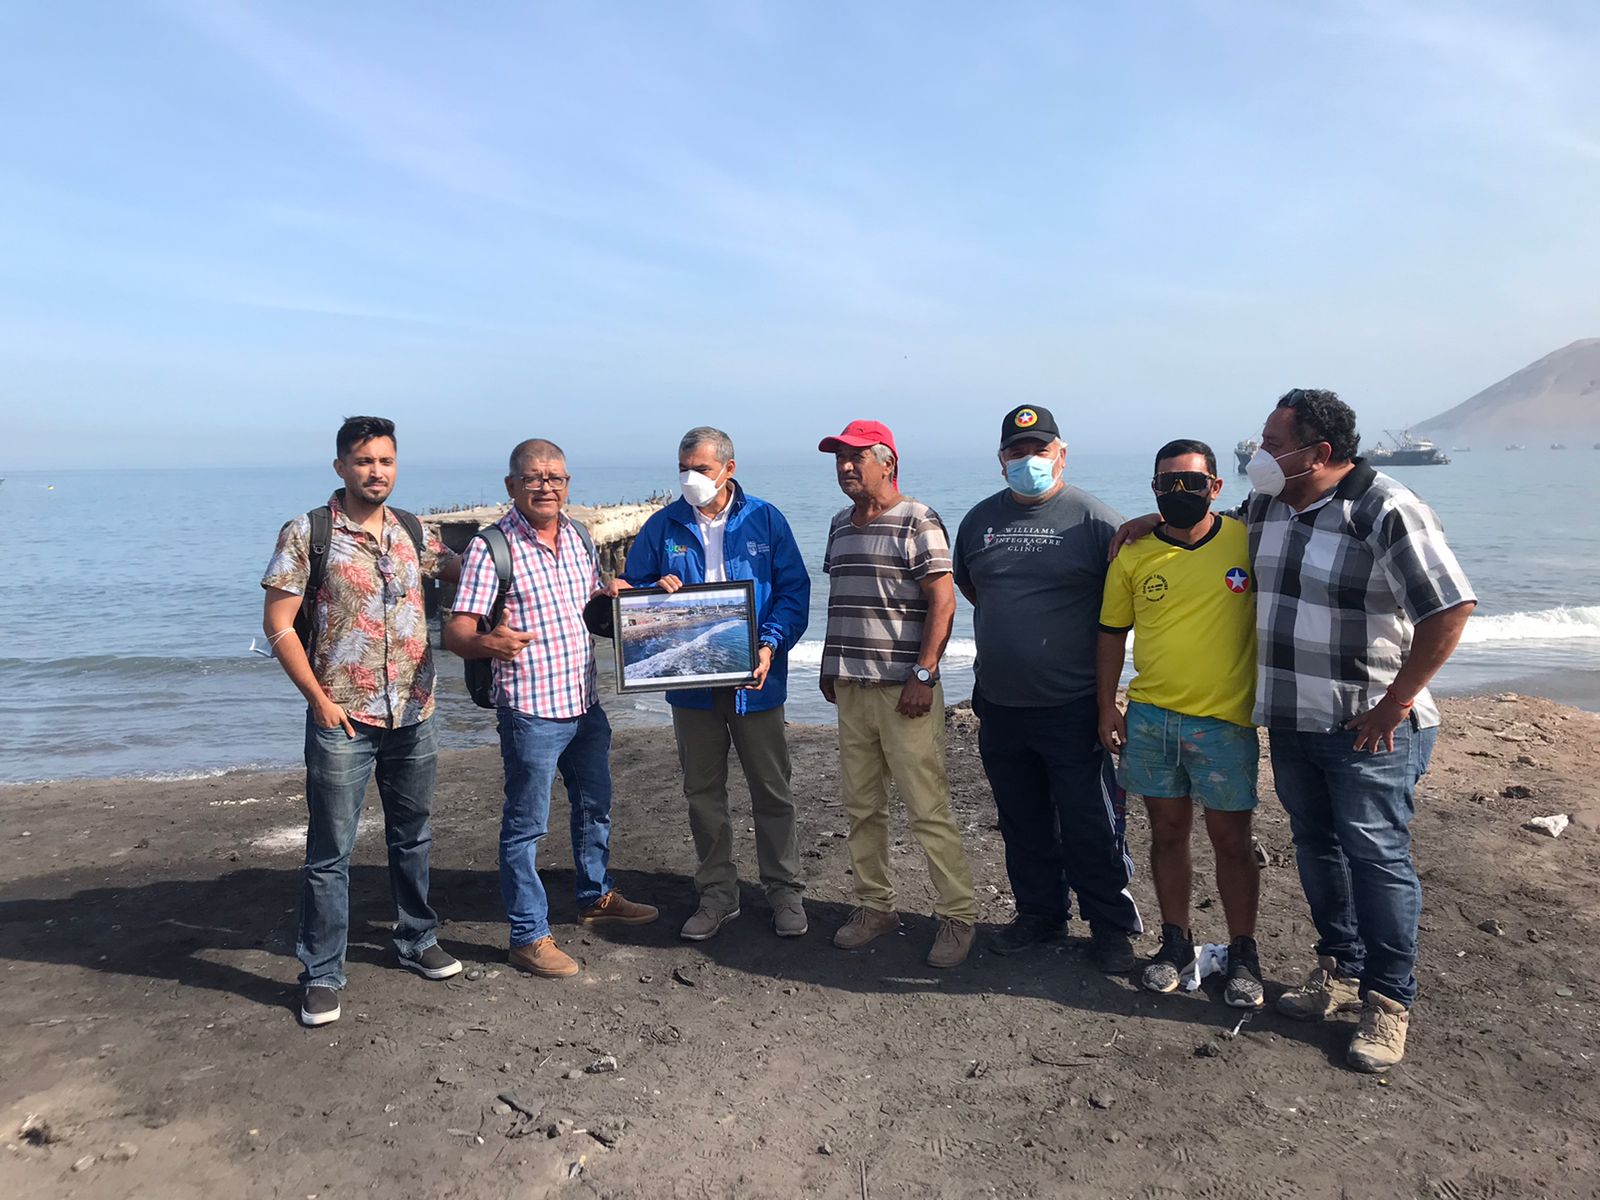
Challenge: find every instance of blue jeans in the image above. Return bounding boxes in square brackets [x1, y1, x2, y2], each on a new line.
[298, 713, 440, 989]
[496, 704, 616, 947]
[1268, 720, 1437, 1008]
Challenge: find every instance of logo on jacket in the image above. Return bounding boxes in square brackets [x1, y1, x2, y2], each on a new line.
[1014, 408, 1038, 428]
[666, 540, 690, 557]
[746, 541, 770, 556]
[1224, 568, 1250, 593]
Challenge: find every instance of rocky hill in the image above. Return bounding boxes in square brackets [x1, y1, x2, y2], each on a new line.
[1416, 338, 1600, 444]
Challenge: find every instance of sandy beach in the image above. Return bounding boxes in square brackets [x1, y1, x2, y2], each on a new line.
[3, 695, 1599, 1199]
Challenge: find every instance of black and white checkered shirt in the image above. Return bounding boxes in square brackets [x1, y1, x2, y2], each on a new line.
[1243, 461, 1475, 732]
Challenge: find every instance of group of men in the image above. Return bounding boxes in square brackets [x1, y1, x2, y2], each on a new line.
[263, 390, 1474, 1074]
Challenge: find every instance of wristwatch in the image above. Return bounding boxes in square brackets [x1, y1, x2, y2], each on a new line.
[912, 666, 937, 686]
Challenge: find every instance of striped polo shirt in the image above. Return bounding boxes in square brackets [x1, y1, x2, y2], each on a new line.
[821, 498, 952, 683]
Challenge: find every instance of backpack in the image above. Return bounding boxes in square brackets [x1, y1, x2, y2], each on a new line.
[463, 518, 598, 708]
[294, 504, 425, 662]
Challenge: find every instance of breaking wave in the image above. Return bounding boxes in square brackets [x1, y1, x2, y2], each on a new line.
[1459, 605, 1600, 645]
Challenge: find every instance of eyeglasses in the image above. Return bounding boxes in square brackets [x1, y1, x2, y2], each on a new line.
[376, 553, 406, 599]
[518, 473, 570, 492]
[1152, 470, 1216, 494]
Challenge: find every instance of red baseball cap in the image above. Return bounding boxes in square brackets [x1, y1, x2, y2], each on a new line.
[818, 419, 897, 457]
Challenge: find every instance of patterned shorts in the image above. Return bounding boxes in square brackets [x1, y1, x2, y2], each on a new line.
[1118, 701, 1260, 812]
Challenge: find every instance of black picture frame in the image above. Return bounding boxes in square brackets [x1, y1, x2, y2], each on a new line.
[612, 580, 759, 693]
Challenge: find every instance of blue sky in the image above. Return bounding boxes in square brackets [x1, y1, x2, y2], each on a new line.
[3, 1, 1598, 469]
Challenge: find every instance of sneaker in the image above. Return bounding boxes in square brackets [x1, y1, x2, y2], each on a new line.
[579, 890, 659, 926]
[680, 904, 740, 941]
[988, 913, 1067, 957]
[926, 918, 976, 968]
[299, 985, 340, 1027]
[1091, 927, 1138, 974]
[1276, 955, 1362, 1021]
[1347, 993, 1410, 1073]
[832, 906, 900, 950]
[508, 936, 580, 978]
[771, 898, 808, 938]
[1223, 936, 1265, 1009]
[1140, 924, 1194, 994]
[401, 944, 463, 981]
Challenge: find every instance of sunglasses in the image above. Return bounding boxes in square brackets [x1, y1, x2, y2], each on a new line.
[1152, 470, 1216, 494]
[376, 553, 407, 599]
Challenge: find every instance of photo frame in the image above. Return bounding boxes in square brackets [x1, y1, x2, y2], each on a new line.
[612, 580, 759, 693]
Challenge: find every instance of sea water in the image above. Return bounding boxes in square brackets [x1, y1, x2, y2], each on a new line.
[1, 448, 1596, 782]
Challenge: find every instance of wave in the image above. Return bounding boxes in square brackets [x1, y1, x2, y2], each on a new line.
[0, 653, 270, 680]
[1459, 605, 1600, 645]
[787, 638, 979, 667]
[625, 620, 748, 678]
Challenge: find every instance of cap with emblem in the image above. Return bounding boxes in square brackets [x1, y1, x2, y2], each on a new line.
[999, 404, 1060, 448]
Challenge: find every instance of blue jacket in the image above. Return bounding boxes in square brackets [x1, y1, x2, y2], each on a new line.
[621, 482, 810, 714]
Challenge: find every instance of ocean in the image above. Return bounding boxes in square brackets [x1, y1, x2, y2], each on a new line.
[2, 448, 1597, 784]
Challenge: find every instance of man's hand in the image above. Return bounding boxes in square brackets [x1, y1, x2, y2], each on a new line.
[1346, 696, 1410, 754]
[896, 678, 934, 718]
[1108, 512, 1162, 560]
[312, 695, 357, 739]
[656, 574, 683, 594]
[601, 578, 632, 598]
[1098, 705, 1127, 756]
[819, 675, 837, 705]
[744, 644, 774, 690]
[481, 614, 539, 662]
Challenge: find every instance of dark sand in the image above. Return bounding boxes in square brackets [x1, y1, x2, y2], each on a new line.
[3, 696, 1599, 1199]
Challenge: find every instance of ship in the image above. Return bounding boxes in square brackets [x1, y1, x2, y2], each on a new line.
[1365, 429, 1450, 466]
[1506, 443, 1526, 451]
[1551, 443, 1567, 450]
[1233, 438, 1259, 474]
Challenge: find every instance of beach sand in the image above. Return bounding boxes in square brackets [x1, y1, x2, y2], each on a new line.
[2, 696, 1598, 1199]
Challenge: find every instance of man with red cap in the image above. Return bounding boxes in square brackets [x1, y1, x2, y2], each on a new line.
[817, 420, 979, 968]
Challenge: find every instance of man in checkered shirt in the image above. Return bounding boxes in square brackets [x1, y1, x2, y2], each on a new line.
[444, 438, 658, 981]
[1243, 390, 1476, 1073]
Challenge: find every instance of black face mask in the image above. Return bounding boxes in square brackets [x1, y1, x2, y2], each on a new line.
[1156, 489, 1211, 530]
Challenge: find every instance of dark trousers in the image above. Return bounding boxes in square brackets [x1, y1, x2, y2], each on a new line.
[974, 688, 1142, 935]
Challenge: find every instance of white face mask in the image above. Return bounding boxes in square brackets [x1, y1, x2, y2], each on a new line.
[1245, 446, 1314, 497]
[679, 466, 725, 508]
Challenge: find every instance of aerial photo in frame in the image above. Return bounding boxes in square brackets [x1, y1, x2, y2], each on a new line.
[613, 581, 757, 692]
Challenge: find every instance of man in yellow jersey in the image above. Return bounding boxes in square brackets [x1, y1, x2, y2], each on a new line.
[1096, 439, 1264, 1008]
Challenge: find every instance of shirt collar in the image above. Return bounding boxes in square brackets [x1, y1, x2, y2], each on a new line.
[505, 503, 572, 544]
[328, 490, 395, 540]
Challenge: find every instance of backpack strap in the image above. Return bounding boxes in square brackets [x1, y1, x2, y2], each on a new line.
[570, 519, 598, 573]
[390, 507, 426, 560]
[296, 505, 334, 659]
[475, 525, 514, 628]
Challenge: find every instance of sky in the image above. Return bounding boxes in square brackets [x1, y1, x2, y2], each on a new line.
[3, 0, 1599, 470]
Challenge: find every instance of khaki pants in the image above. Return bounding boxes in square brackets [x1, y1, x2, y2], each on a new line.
[672, 692, 803, 911]
[835, 680, 977, 922]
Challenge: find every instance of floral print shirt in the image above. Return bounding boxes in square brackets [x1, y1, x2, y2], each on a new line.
[262, 491, 456, 728]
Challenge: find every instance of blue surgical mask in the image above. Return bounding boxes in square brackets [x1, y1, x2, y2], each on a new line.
[1004, 454, 1056, 497]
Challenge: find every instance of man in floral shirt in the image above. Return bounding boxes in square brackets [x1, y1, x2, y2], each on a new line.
[262, 416, 463, 1028]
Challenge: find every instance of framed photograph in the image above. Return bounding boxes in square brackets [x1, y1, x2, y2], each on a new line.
[612, 580, 759, 693]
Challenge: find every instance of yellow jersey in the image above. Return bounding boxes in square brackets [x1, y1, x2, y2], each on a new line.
[1099, 515, 1256, 728]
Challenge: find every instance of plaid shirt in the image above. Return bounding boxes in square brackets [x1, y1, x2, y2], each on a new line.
[1244, 461, 1475, 732]
[262, 492, 456, 728]
[452, 506, 601, 719]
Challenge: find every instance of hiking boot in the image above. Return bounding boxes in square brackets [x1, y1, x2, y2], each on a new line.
[1223, 936, 1265, 1009]
[1091, 927, 1138, 974]
[1276, 955, 1362, 1021]
[926, 918, 976, 968]
[771, 898, 808, 938]
[989, 913, 1066, 957]
[679, 904, 740, 941]
[579, 890, 659, 926]
[509, 936, 580, 978]
[1140, 924, 1194, 994]
[299, 985, 340, 1027]
[400, 944, 463, 981]
[832, 906, 900, 950]
[1347, 993, 1410, 1073]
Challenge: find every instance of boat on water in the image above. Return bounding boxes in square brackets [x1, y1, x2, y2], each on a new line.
[1366, 429, 1450, 467]
[1505, 443, 1526, 451]
[1233, 438, 1259, 474]
[1551, 443, 1567, 450]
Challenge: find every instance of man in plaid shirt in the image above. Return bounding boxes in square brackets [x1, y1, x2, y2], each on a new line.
[444, 438, 658, 980]
[1243, 390, 1475, 1073]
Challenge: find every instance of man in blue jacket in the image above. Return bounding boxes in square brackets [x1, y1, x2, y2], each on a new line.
[621, 427, 812, 940]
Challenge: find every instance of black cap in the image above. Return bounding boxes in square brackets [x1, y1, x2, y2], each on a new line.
[582, 592, 615, 639]
[999, 404, 1060, 448]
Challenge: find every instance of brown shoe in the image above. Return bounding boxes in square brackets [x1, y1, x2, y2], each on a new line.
[926, 918, 976, 968]
[509, 936, 579, 978]
[1347, 992, 1410, 1073]
[579, 890, 659, 926]
[832, 905, 900, 950]
[1275, 955, 1362, 1021]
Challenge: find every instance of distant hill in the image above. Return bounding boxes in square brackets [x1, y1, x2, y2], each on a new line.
[1414, 339, 1600, 445]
